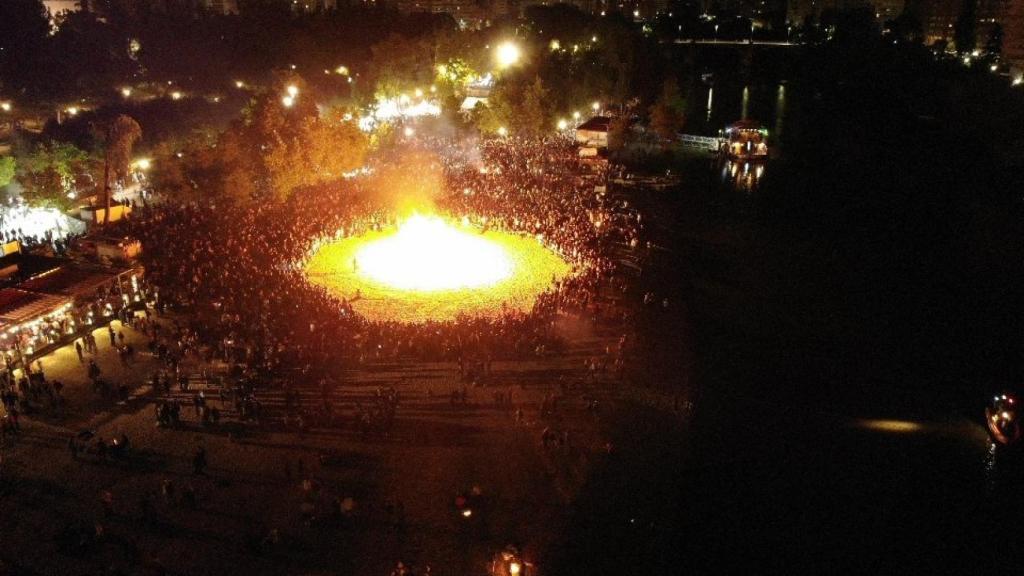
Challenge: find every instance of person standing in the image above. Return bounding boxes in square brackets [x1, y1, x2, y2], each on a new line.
[75, 340, 84, 363]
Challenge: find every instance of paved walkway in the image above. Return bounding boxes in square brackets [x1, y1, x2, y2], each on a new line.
[0, 312, 624, 576]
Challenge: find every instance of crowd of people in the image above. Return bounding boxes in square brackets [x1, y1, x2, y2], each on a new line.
[120, 135, 642, 386]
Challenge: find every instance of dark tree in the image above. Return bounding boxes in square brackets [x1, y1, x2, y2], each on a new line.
[954, 0, 977, 54]
[0, 0, 51, 95]
[985, 23, 1003, 56]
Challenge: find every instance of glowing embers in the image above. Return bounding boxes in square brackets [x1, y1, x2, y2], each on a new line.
[303, 215, 571, 323]
[355, 215, 512, 290]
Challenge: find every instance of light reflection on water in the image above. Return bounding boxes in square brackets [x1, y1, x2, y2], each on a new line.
[984, 440, 998, 495]
[720, 159, 764, 193]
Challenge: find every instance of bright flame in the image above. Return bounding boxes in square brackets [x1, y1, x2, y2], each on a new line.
[495, 41, 522, 69]
[355, 215, 513, 291]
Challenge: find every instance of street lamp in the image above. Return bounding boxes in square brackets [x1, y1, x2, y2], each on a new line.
[1, 102, 12, 113]
[121, 87, 132, 98]
[497, 126, 508, 137]
[591, 101, 600, 112]
[286, 85, 299, 97]
[282, 95, 295, 108]
[557, 119, 568, 130]
[170, 91, 183, 100]
[495, 41, 521, 69]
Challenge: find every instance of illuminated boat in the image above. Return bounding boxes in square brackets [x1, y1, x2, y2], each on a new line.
[986, 393, 1021, 446]
[723, 120, 769, 161]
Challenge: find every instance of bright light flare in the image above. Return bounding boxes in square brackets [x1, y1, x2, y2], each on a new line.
[495, 41, 522, 69]
[304, 216, 571, 323]
[356, 216, 512, 291]
[282, 95, 295, 108]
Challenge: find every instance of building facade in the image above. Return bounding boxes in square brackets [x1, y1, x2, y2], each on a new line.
[1004, 0, 1024, 77]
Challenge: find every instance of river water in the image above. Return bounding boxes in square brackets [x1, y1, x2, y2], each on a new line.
[546, 134, 1024, 573]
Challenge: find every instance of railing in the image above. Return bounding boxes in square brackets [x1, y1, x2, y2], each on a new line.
[677, 134, 723, 151]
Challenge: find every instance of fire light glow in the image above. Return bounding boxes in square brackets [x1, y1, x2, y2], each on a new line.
[303, 215, 571, 322]
[357, 215, 512, 290]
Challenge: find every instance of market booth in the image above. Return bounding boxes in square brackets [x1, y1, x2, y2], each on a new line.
[0, 288, 74, 358]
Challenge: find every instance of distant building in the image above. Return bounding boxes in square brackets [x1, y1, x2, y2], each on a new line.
[909, 0, 1007, 50]
[786, 0, 873, 26]
[1006, 0, 1024, 78]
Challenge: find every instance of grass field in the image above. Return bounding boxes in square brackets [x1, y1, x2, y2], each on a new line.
[304, 225, 572, 323]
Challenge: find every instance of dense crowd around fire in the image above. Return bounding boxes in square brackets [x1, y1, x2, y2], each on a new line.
[125, 136, 642, 380]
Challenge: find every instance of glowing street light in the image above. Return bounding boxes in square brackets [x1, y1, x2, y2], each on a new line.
[66, 106, 79, 116]
[1, 102, 12, 113]
[336, 65, 349, 76]
[286, 85, 299, 97]
[235, 80, 245, 89]
[550, 39, 561, 51]
[170, 91, 183, 100]
[414, 88, 424, 98]
[121, 87, 132, 98]
[591, 101, 600, 112]
[572, 111, 580, 120]
[557, 119, 568, 130]
[497, 126, 508, 137]
[134, 158, 152, 171]
[495, 41, 522, 69]
[403, 126, 415, 137]
[282, 95, 295, 108]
